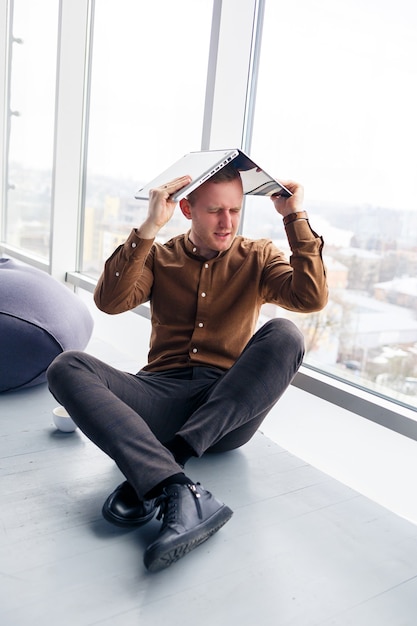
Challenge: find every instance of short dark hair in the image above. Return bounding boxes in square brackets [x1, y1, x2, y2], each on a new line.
[187, 164, 242, 205]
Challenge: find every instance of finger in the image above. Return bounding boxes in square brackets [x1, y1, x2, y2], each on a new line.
[276, 180, 303, 195]
[161, 175, 192, 193]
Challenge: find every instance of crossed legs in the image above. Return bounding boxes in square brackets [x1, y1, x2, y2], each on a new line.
[47, 318, 304, 498]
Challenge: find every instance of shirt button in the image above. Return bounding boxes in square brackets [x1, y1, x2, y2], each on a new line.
[201, 292, 206, 298]
[115, 272, 120, 277]
[192, 247, 197, 253]
[198, 322, 204, 328]
[204, 263, 209, 269]
[131, 242, 137, 248]
[192, 348, 198, 353]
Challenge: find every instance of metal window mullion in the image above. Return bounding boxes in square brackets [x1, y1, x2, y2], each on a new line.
[202, 0, 264, 150]
[49, 0, 92, 282]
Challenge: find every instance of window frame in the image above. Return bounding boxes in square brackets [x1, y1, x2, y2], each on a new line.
[1, 0, 416, 438]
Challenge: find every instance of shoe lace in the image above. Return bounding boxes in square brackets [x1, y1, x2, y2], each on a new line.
[156, 483, 202, 527]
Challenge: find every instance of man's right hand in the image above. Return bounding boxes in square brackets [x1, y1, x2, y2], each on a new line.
[138, 175, 192, 239]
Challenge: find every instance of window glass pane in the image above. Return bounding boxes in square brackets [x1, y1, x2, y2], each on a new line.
[82, 0, 213, 276]
[247, 0, 417, 408]
[5, 0, 58, 261]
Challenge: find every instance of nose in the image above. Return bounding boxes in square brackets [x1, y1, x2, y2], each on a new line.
[219, 210, 233, 230]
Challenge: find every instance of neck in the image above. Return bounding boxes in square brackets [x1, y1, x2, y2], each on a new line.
[188, 236, 218, 260]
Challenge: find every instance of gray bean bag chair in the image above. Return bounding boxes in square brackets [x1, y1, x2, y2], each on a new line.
[0, 257, 94, 392]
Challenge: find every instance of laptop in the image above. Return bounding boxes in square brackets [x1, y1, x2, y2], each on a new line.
[134, 148, 292, 202]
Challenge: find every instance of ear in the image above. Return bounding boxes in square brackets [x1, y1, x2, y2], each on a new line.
[179, 198, 192, 220]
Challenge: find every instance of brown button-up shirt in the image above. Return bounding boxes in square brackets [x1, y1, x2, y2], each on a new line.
[94, 218, 327, 372]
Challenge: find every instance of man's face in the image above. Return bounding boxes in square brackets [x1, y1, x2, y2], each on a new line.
[180, 178, 243, 259]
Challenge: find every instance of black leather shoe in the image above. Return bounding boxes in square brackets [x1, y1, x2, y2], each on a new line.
[102, 481, 158, 527]
[144, 483, 233, 572]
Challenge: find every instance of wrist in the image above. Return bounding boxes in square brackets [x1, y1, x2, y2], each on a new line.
[282, 211, 308, 226]
[137, 219, 161, 239]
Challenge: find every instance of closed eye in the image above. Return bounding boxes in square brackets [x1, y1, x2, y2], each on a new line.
[207, 208, 241, 214]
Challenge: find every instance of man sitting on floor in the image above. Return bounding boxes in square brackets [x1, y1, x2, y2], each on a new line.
[47, 164, 328, 572]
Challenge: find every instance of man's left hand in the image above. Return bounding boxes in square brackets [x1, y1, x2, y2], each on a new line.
[271, 181, 304, 217]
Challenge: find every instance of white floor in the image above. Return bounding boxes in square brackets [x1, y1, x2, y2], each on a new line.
[3, 327, 417, 624]
[261, 385, 417, 527]
[3, 373, 417, 626]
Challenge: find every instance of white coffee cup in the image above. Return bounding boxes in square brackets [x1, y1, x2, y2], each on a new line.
[52, 406, 77, 433]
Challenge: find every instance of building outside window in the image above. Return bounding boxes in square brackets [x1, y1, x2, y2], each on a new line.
[246, 0, 417, 409]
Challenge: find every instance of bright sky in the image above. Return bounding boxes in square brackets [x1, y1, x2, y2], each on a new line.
[7, 0, 417, 212]
[251, 0, 417, 211]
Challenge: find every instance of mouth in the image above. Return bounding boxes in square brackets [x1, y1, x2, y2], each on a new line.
[214, 232, 231, 239]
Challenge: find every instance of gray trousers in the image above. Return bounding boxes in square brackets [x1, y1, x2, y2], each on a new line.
[47, 318, 304, 498]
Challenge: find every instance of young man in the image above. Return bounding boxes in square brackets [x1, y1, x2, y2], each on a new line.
[47, 165, 328, 572]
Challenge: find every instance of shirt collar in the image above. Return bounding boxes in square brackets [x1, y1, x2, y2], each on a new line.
[183, 231, 228, 262]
